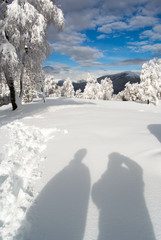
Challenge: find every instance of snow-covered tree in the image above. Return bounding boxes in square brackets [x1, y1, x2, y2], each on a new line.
[44, 75, 57, 96]
[83, 82, 100, 100]
[52, 85, 62, 98]
[22, 71, 35, 103]
[83, 75, 113, 100]
[0, 0, 64, 110]
[75, 89, 83, 98]
[100, 77, 113, 100]
[44, 75, 62, 97]
[86, 72, 97, 84]
[116, 59, 161, 104]
[83, 74, 101, 100]
[0, 72, 10, 106]
[22, 69, 44, 103]
[61, 78, 75, 98]
[117, 82, 140, 101]
[140, 58, 161, 104]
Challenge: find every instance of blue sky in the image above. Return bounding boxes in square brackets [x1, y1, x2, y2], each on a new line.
[45, 0, 161, 80]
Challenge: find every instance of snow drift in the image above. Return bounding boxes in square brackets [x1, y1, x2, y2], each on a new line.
[0, 97, 161, 240]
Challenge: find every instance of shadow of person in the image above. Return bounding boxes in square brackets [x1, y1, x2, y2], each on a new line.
[24, 149, 90, 240]
[148, 124, 161, 143]
[92, 153, 156, 240]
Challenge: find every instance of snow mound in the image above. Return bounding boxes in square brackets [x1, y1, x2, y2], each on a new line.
[0, 121, 58, 240]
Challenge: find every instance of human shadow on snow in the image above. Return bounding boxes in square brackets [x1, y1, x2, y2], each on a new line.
[92, 153, 156, 240]
[24, 149, 91, 240]
[148, 124, 161, 143]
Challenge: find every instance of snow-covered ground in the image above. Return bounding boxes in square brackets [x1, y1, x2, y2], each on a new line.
[0, 97, 161, 240]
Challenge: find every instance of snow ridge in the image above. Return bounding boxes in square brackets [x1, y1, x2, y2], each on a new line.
[0, 121, 56, 240]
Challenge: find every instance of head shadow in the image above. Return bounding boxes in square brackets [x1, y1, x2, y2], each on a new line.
[18, 148, 91, 240]
[92, 152, 156, 240]
[148, 124, 161, 143]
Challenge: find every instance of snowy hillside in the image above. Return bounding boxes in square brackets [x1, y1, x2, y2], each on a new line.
[97, 71, 140, 94]
[0, 98, 161, 240]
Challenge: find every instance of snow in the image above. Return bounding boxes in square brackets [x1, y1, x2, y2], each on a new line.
[0, 97, 161, 240]
[126, 71, 140, 77]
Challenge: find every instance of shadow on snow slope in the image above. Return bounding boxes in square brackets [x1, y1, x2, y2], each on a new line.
[148, 124, 161, 143]
[92, 153, 156, 240]
[18, 149, 91, 240]
[17, 151, 157, 240]
[0, 97, 95, 127]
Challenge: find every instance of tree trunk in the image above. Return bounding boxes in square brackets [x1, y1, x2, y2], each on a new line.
[41, 86, 46, 103]
[4, 72, 17, 110]
[9, 83, 17, 110]
[19, 63, 25, 99]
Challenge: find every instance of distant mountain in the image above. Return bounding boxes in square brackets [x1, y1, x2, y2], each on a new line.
[72, 71, 140, 94]
[97, 71, 140, 94]
[56, 79, 86, 93]
[72, 80, 87, 92]
[43, 66, 56, 75]
[43, 67, 141, 94]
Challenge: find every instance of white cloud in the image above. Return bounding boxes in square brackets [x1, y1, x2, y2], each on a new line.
[44, 62, 72, 75]
[127, 41, 161, 54]
[110, 58, 149, 66]
[95, 15, 121, 27]
[127, 41, 149, 46]
[97, 34, 109, 39]
[59, 0, 99, 13]
[52, 43, 103, 63]
[47, 9, 105, 69]
[154, 24, 161, 34]
[65, 8, 99, 31]
[99, 0, 161, 17]
[58, 0, 160, 17]
[47, 25, 86, 45]
[100, 0, 148, 16]
[77, 60, 107, 68]
[98, 21, 128, 33]
[129, 15, 158, 29]
[140, 0, 161, 16]
[98, 15, 159, 35]
[141, 43, 161, 53]
[47, 0, 161, 73]
[140, 24, 161, 41]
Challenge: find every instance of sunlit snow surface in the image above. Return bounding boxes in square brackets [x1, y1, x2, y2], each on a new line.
[0, 97, 161, 240]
